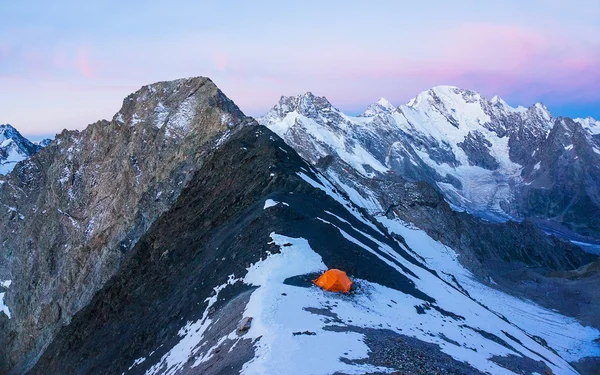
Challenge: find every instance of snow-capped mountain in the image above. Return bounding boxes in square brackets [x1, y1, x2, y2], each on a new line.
[0, 124, 49, 175]
[259, 86, 600, 240]
[574, 117, 600, 135]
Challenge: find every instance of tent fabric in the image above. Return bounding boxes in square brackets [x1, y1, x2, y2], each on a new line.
[313, 269, 353, 293]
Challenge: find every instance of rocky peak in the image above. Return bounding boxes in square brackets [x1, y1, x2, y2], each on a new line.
[0, 124, 37, 154]
[0, 77, 255, 374]
[268, 92, 337, 120]
[490, 95, 510, 109]
[407, 86, 483, 109]
[112, 76, 247, 137]
[527, 102, 553, 124]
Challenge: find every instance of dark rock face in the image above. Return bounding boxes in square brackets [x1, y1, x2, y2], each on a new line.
[0, 77, 255, 374]
[519, 117, 600, 239]
[457, 130, 499, 170]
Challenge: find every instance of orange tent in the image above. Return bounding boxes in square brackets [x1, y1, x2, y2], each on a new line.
[313, 269, 353, 293]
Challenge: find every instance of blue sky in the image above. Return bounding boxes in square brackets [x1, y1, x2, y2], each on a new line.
[1, 0, 599, 137]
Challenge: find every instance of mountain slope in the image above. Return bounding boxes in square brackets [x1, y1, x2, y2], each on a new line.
[0, 77, 255, 374]
[29, 125, 598, 375]
[258, 87, 600, 240]
[519, 117, 600, 239]
[0, 124, 48, 175]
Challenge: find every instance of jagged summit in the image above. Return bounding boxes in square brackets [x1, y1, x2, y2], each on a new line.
[112, 76, 249, 134]
[0, 76, 256, 374]
[406, 85, 470, 106]
[490, 94, 509, 107]
[405, 85, 550, 119]
[528, 102, 553, 121]
[269, 92, 337, 118]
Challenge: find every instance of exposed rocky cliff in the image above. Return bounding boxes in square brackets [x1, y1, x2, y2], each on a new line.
[0, 77, 254, 374]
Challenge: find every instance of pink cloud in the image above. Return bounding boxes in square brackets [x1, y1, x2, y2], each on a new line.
[207, 47, 229, 71]
[77, 49, 94, 78]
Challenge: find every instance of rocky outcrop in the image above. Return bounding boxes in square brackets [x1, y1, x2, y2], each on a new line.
[0, 77, 254, 374]
[457, 130, 499, 170]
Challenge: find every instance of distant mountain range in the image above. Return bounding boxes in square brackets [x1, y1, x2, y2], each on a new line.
[259, 87, 600, 242]
[1, 79, 599, 375]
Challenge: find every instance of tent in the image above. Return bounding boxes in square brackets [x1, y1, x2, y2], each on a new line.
[313, 269, 353, 293]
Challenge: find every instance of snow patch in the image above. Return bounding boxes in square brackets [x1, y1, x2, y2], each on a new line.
[574, 117, 600, 135]
[264, 199, 289, 209]
[240, 233, 392, 375]
[128, 357, 146, 371]
[241, 231, 582, 375]
[145, 274, 241, 375]
[377, 216, 600, 363]
[1, 279, 12, 318]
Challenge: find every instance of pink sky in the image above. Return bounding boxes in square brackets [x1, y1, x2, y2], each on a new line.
[1, 1, 599, 136]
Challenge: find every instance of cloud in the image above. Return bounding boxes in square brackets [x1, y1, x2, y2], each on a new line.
[209, 49, 228, 71]
[76, 49, 94, 78]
